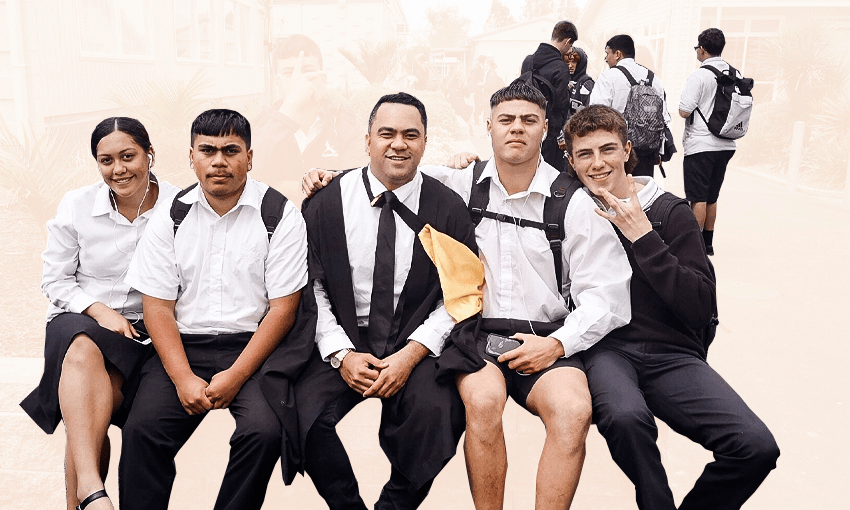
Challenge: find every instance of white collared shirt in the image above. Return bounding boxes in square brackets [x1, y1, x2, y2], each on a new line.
[313, 167, 455, 360]
[125, 177, 308, 334]
[41, 177, 181, 322]
[420, 159, 632, 358]
[679, 57, 740, 155]
[590, 58, 672, 124]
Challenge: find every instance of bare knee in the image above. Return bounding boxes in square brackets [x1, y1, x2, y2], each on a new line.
[62, 335, 105, 374]
[529, 370, 592, 445]
[457, 366, 506, 437]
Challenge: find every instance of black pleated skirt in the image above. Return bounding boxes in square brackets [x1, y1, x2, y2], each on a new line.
[19, 312, 154, 434]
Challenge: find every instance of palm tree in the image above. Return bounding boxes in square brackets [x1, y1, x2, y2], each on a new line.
[339, 39, 398, 85]
[737, 19, 850, 188]
[0, 118, 92, 238]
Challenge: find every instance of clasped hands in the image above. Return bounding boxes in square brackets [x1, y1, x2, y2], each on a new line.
[338, 347, 422, 399]
[174, 369, 245, 415]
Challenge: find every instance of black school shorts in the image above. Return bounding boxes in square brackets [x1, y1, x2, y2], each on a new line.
[683, 150, 735, 204]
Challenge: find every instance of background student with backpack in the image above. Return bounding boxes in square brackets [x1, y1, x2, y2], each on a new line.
[679, 28, 753, 256]
[565, 47, 595, 116]
[590, 34, 671, 179]
[520, 20, 577, 172]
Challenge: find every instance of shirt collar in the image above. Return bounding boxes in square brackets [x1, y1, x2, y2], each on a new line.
[479, 156, 557, 198]
[703, 56, 724, 65]
[366, 165, 421, 205]
[633, 175, 663, 210]
[91, 182, 114, 217]
[179, 176, 262, 214]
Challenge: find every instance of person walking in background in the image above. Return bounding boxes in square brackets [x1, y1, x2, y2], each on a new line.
[566, 47, 595, 115]
[678, 28, 743, 256]
[521, 20, 577, 172]
[20, 117, 181, 510]
[469, 55, 488, 126]
[590, 35, 671, 178]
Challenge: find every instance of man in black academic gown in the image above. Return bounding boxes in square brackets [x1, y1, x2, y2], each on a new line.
[261, 92, 477, 509]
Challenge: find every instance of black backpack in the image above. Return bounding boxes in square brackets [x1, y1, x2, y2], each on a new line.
[691, 64, 754, 140]
[170, 183, 289, 241]
[614, 65, 666, 152]
[644, 192, 719, 353]
[518, 56, 557, 125]
[468, 159, 583, 304]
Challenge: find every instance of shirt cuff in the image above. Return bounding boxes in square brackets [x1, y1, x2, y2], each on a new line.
[407, 314, 453, 356]
[317, 332, 356, 362]
[548, 327, 584, 360]
[68, 293, 98, 315]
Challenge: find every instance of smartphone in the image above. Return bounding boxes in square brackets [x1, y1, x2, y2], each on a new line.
[485, 333, 522, 357]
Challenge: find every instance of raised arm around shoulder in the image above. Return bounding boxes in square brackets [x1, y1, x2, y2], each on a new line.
[302, 168, 341, 196]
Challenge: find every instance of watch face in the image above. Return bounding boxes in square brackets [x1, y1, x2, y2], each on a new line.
[331, 356, 341, 369]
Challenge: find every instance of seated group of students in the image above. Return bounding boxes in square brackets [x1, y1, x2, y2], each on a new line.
[21, 80, 778, 510]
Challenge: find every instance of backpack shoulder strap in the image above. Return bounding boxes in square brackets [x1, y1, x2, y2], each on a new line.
[260, 186, 289, 242]
[699, 64, 722, 78]
[614, 65, 638, 86]
[170, 183, 199, 236]
[645, 191, 687, 240]
[645, 69, 655, 86]
[469, 158, 491, 225]
[543, 172, 584, 294]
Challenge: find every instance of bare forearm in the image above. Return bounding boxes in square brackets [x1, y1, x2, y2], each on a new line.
[228, 293, 300, 383]
[402, 340, 430, 365]
[143, 298, 194, 382]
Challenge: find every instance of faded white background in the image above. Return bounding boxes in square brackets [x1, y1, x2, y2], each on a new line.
[1, 0, 849, 508]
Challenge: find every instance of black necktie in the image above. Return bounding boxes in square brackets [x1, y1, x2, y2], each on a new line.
[367, 189, 396, 357]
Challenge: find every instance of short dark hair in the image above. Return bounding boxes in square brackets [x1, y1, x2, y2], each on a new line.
[368, 92, 428, 134]
[272, 34, 323, 69]
[90, 117, 152, 158]
[606, 34, 636, 59]
[552, 20, 578, 43]
[564, 105, 637, 174]
[490, 79, 548, 111]
[191, 109, 251, 149]
[698, 28, 725, 56]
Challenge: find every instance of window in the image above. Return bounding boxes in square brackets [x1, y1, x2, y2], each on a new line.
[719, 17, 783, 103]
[639, 21, 667, 75]
[174, 0, 216, 62]
[224, 0, 252, 64]
[78, 0, 152, 59]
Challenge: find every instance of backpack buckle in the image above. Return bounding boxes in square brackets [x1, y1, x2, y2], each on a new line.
[553, 188, 566, 199]
[495, 213, 507, 222]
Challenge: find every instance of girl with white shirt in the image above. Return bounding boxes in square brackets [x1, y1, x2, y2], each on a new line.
[20, 117, 179, 510]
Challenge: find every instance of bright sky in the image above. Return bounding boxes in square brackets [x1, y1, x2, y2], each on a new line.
[397, 0, 588, 35]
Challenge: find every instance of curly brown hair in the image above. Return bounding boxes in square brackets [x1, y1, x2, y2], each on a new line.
[564, 105, 638, 175]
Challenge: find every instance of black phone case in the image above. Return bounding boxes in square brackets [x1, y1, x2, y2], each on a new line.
[485, 333, 522, 356]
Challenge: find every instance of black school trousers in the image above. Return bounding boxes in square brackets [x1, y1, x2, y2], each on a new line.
[119, 333, 281, 510]
[303, 339, 463, 510]
[581, 339, 779, 510]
